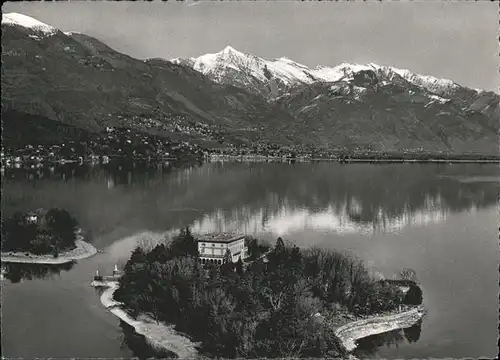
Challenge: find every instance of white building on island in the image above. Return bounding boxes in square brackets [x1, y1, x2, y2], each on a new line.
[197, 233, 247, 265]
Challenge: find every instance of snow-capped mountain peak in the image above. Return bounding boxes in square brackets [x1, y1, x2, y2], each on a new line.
[2, 13, 58, 36]
[172, 46, 466, 97]
[221, 45, 240, 54]
[176, 46, 317, 86]
[63, 31, 84, 36]
[188, 46, 267, 83]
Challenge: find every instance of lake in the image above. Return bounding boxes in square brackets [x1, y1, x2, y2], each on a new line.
[1, 161, 498, 358]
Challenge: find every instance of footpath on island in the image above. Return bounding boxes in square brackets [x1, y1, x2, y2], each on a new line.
[1, 230, 97, 265]
[92, 280, 200, 359]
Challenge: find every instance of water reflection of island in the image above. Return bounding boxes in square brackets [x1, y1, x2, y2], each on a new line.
[354, 320, 422, 358]
[1, 262, 75, 283]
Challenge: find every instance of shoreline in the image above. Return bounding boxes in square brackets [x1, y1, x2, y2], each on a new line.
[4, 154, 499, 168]
[93, 280, 200, 359]
[1, 236, 97, 264]
[334, 305, 427, 353]
[207, 155, 500, 163]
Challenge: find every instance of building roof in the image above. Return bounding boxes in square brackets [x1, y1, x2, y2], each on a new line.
[197, 232, 245, 243]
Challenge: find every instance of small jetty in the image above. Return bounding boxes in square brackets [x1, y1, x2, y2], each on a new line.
[91, 265, 122, 287]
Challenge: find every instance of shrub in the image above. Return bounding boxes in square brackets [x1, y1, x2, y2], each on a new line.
[403, 284, 423, 305]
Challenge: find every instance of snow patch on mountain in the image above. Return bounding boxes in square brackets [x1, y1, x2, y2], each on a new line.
[310, 66, 347, 83]
[2, 13, 58, 36]
[311, 63, 380, 83]
[64, 31, 83, 36]
[428, 94, 451, 104]
[266, 58, 315, 84]
[353, 86, 368, 98]
[386, 66, 459, 94]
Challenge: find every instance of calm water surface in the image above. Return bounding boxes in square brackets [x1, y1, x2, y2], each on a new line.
[1, 161, 498, 358]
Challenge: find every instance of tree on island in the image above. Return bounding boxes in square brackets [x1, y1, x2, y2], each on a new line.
[245, 236, 269, 260]
[221, 249, 235, 276]
[275, 237, 285, 252]
[43, 208, 78, 249]
[400, 268, 418, 283]
[223, 248, 233, 264]
[2, 211, 36, 252]
[403, 283, 423, 305]
[235, 257, 244, 276]
[169, 227, 198, 258]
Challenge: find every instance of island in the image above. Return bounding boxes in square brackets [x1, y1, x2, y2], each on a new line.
[1, 208, 97, 264]
[94, 228, 424, 359]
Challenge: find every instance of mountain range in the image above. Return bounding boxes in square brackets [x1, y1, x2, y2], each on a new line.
[173, 46, 463, 98]
[2, 13, 499, 155]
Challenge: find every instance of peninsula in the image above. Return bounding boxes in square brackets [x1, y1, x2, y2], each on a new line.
[93, 278, 200, 359]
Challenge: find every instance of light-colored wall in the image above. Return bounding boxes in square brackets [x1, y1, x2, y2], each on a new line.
[198, 241, 229, 256]
[198, 238, 246, 262]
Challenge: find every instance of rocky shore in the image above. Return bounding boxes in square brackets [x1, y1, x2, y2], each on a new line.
[334, 305, 427, 353]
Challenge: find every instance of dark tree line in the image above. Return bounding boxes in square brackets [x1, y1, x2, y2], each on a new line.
[114, 229, 419, 358]
[1, 208, 79, 256]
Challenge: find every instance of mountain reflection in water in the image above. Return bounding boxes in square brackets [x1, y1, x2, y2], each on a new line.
[2, 161, 498, 241]
[1, 161, 498, 359]
[354, 320, 422, 358]
[1, 261, 75, 283]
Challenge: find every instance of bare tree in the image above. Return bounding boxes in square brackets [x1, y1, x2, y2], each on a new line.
[263, 286, 286, 311]
[136, 234, 158, 252]
[279, 338, 307, 358]
[139, 284, 161, 324]
[400, 268, 417, 283]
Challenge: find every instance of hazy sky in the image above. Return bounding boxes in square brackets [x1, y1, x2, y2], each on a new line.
[3, 1, 498, 92]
